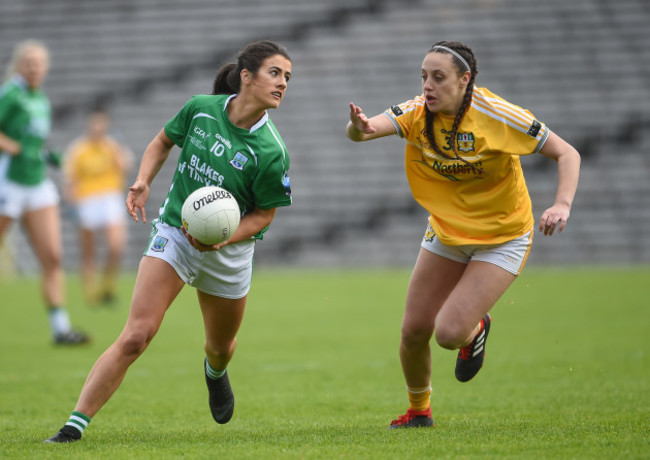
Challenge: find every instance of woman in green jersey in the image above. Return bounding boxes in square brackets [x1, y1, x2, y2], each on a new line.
[0, 40, 89, 345]
[46, 40, 293, 443]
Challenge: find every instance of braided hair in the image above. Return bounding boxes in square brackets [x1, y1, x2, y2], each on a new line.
[424, 41, 480, 173]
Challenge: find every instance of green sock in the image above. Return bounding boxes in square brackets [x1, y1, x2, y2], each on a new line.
[65, 410, 91, 436]
[205, 359, 226, 380]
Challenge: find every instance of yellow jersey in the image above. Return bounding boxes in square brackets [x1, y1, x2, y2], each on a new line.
[385, 87, 549, 245]
[64, 136, 126, 200]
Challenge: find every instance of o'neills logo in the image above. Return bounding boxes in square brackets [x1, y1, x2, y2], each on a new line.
[193, 189, 232, 210]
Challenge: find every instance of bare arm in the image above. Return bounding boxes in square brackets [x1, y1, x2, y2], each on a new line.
[61, 143, 79, 202]
[537, 131, 581, 236]
[126, 129, 175, 223]
[0, 131, 20, 155]
[184, 207, 278, 252]
[346, 102, 397, 142]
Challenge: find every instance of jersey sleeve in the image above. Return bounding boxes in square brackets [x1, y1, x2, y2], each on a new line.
[164, 97, 197, 147]
[253, 157, 291, 210]
[492, 111, 549, 156]
[473, 89, 550, 155]
[0, 85, 18, 129]
[252, 127, 292, 210]
[382, 96, 423, 139]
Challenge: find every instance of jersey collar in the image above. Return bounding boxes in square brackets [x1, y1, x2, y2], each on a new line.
[223, 94, 269, 134]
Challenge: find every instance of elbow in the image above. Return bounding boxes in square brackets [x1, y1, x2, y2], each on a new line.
[569, 146, 581, 169]
[253, 207, 277, 230]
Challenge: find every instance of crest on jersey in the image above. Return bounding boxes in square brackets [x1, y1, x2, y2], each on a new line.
[230, 152, 248, 170]
[423, 222, 435, 243]
[457, 132, 475, 152]
[282, 172, 292, 196]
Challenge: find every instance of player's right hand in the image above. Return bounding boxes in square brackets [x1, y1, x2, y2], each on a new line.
[349, 102, 377, 134]
[127, 179, 150, 223]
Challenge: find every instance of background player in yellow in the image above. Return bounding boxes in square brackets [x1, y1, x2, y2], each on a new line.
[63, 109, 133, 305]
[347, 40, 580, 428]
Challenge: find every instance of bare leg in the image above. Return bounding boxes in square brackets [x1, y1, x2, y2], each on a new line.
[400, 248, 466, 388]
[80, 227, 96, 303]
[197, 290, 246, 424]
[74, 257, 185, 417]
[102, 222, 126, 299]
[0, 215, 12, 241]
[0, 215, 14, 270]
[434, 260, 516, 350]
[400, 249, 517, 389]
[22, 206, 64, 307]
[198, 290, 247, 371]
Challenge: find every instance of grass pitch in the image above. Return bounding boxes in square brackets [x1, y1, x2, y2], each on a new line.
[0, 266, 648, 459]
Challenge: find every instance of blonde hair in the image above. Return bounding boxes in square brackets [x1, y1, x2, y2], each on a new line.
[4, 39, 49, 82]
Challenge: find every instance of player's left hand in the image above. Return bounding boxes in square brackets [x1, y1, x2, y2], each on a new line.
[180, 226, 228, 252]
[538, 203, 571, 236]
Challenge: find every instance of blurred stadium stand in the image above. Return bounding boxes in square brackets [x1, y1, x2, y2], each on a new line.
[1, 0, 648, 273]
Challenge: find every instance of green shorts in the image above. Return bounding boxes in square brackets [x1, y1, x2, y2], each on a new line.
[144, 220, 254, 299]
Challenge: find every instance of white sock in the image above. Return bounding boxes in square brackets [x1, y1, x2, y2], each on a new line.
[48, 307, 71, 336]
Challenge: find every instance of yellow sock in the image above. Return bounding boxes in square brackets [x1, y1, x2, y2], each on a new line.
[101, 274, 116, 297]
[407, 385, 431, 411]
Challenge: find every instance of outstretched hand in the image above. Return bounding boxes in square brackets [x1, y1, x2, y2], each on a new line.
[126, 179, 150, 223]
[538, 203, 570, 236]
[349, 102, 377, 135]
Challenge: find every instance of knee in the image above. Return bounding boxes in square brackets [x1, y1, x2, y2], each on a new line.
[400, 323, 433, 351]
[117, 329, 153, 357]
[108, 246, 123, 260]
[434, 322, 468, 350]
[204, 337, 236, 360]
[107, 240, 124, 258]
[42, 249, 63, 272]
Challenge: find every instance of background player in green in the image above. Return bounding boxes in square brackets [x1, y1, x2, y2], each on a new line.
[0, 40, 89, 345]
[46, 40, 293, 443]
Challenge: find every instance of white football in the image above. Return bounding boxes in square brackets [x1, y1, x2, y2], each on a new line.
[181, 186, 240, 245]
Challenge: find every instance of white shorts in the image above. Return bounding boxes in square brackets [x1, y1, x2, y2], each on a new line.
[77, 192, 126, 230]
[143, 221, 255, 299]
[0, 177, 59, 219]
[421, 222, 533, 275]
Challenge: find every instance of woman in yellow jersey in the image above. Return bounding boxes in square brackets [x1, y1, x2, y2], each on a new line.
[0, 40, 89, 345]
[64, 110, 133, 305]
[347, 41, 580, 429]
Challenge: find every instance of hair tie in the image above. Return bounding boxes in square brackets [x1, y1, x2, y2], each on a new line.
[431, 45, 471, 73]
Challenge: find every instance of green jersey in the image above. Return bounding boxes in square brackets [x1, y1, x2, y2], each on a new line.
[161, 94, 292, 239]
[0, 75, 51, 185]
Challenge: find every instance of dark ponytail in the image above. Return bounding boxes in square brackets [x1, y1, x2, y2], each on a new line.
[212, 63, 240, 95]
[212, 40, 291, 95]
[424, 41, 480, 173]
